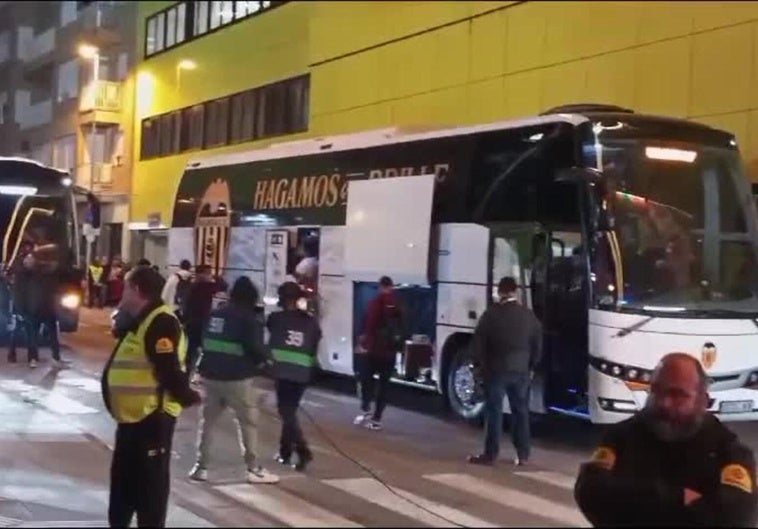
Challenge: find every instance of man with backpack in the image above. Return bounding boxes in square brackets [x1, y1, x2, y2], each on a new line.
[161, 259, 193, 319]
[354, 276, 404, 431]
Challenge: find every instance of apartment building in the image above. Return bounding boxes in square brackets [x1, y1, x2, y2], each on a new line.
[0, 0, 137, 260]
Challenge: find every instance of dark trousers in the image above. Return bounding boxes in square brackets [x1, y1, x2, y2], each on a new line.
[9, 314, 60, 362]
[360, 355, 394, 421]
[483, 372, 531, 461]
[275, 379, 310, 459]
[185, 324, 202, 376]
[109, 411, 176, 528]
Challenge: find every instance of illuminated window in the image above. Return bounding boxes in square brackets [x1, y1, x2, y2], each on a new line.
[193, 1, 209, 35]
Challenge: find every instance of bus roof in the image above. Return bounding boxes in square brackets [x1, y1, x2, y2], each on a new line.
[0, 157, 69, 175]
[185, 113, 589, 171]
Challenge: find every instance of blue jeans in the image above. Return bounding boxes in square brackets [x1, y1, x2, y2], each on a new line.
[483, 372, 531, 461]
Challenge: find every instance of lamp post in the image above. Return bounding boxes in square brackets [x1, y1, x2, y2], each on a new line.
[176, 59, 197, 91]
[78, 43, 100, 292]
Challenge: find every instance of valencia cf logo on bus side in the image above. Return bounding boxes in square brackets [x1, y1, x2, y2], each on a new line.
[701, 342, 717, 370]
[194, 179, 232, 278]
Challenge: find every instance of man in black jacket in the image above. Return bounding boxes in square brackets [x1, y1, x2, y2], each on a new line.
[575, 352, 758, 527]
[188, 276, 278, 484]
[468, 276, 542, 466]
[182, 264, 227, 377]
[270, 281, 322, 472]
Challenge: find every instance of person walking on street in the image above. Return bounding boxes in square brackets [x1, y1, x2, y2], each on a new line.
[575, 352, 758, 526]
[270, 281, 322, 472]
[354, 276, 404, 431]
[102, 265, 201, 528]
[183, 264, 227, 377]
[188, 276, 279, 484]
[468, 276, 542, 467]
[161, 259, 192, 319]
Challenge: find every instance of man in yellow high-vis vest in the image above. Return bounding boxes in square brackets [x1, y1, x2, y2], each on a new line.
[102, 265, 201, 528]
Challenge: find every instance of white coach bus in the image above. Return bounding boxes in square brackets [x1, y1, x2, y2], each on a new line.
[168, 103, 758, 424]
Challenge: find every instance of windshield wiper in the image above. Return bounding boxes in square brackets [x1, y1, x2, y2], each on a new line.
[615, 315, 656, 338]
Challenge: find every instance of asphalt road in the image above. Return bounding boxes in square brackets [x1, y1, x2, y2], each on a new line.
[0, 306, 751, 527]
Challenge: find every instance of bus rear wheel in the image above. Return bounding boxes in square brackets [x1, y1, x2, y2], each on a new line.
[445, 345, 485, 423]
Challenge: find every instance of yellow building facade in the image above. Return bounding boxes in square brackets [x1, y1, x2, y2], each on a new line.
[133, 0, 758, 226]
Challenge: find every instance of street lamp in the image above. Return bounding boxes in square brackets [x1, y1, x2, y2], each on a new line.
[176, 59, 197, 91]
[78, 42, 100, 276]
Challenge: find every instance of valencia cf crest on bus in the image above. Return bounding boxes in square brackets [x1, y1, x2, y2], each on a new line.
[194, 179, 231, 277]
[701, 342, 717, 370]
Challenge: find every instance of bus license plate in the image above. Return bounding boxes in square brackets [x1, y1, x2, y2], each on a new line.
[719, 400, 753, 414]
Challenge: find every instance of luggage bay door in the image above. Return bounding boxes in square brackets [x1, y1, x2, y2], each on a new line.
[344, 174, 435, 285]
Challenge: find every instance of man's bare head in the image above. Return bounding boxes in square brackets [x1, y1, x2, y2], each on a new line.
[643, 352, 710, 441]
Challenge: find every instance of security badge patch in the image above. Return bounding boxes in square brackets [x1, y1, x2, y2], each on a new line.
[590, 446, 617, 471]
[721, 464, 754, 494]
[155, 337, 175, 354]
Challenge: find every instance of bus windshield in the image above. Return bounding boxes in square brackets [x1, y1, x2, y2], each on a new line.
[584, 132, 758, 316]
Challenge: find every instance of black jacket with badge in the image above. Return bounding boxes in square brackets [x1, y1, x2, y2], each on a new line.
[575, 412, 758, 527]
[267, 308, 322, 384]
[197, 302, 269, 381]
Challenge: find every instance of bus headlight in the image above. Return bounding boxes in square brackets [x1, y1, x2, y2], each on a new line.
[60, 293, 81, 310]
[590, 357, 654, 387]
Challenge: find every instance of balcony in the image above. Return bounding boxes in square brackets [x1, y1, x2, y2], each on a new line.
[77, 3, 123, 48]
[76, 162, 112, 189]
[79, 80, 122, 126]
[16, 27, 55, 65]
[14, 91, 52, 130]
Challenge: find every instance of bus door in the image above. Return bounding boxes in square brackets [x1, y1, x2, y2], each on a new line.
[488, 222, 547, 414]
[541, 229, 589, 412]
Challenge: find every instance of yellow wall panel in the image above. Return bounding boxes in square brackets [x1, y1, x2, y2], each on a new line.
[318, 103, 393, 136]
[633, 37, 690, 117]
[690, 24, 753, 116]
[392, 33, 436, 99]
[504, 3, 546, 73]
[636, 2, 693, 44]
[541, 61, 587, 111]
[469, 10, 507, 82]
[691, 2, 758, 33]
[390, 86, 468, 127]
[694, 112, 748, 151]
[584, 50, 636, 109]
[468, 77, 506, 124]
[504, 70, 542, 118]
[743, 110, 758, 179]
[430, 23, 471, 90]
[542, 2, 592, 65]
[469, 1, 516, 16]
[585, 2, 640, 56]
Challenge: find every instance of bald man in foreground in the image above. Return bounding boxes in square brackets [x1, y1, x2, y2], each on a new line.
[575, 352, 758, 527]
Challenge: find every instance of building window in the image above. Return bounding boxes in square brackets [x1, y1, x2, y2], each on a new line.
[141, 74, 308, 159]
[204, 97, 230, 147]
[181, 104, 205, 151]
[145, 1, 284, 58]
[56, 59, 79, 102]
[193, 1, 209, 36]
[146, 18, 157, 55]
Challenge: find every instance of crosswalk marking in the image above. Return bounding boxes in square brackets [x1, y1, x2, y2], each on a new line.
[56, 377, 102, 393]
[323, 477, 497, 528]
[17, 521, 107, 528]
[516, 470, 576, 491]
[425, 473, 590, 528]
[215, 483, 362, 528]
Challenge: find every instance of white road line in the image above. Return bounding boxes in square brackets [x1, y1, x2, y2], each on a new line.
[515, 470, 576, 491]
[17, 522, 107, 528]
[56, 377, 102, 393]
[425, 473, 590, 528]
[323, 477, 497, 528]
[215, 483, 362, 528]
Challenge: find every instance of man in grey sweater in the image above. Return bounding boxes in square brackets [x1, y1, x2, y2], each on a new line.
[468, 276, 542, 466]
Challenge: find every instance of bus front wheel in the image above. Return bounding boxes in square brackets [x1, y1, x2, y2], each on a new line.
[445, 345, 485, 423]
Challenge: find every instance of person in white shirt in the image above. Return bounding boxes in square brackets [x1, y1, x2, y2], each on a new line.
[161, 259, 193, 316]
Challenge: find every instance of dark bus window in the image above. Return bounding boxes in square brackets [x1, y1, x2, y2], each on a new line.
[470, 125, 578, 226]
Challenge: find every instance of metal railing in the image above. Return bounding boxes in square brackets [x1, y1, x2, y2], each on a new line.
[79, 80, 122, 113]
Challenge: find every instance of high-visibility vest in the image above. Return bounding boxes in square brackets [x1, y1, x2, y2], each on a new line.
[89, 265, 103, 283]
[106, 305, 187, 424]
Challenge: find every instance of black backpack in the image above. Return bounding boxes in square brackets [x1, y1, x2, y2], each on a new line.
[174, 274, 191, 308]
[376, 304, 404, 352]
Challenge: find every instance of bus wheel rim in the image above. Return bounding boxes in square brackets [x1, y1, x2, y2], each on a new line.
[453, 363, 478, 409]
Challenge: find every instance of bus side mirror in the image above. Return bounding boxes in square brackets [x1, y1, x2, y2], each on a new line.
[556, 167, 603, 184]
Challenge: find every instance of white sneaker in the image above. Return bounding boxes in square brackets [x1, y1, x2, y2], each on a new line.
[188, 464, 208, 482]
[247, 466, 279, 484]
[52, 359, 70, 370]
[364, 420, 382, 431]
[353, 411, 371, 426]
[29, 360, 37, 369]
